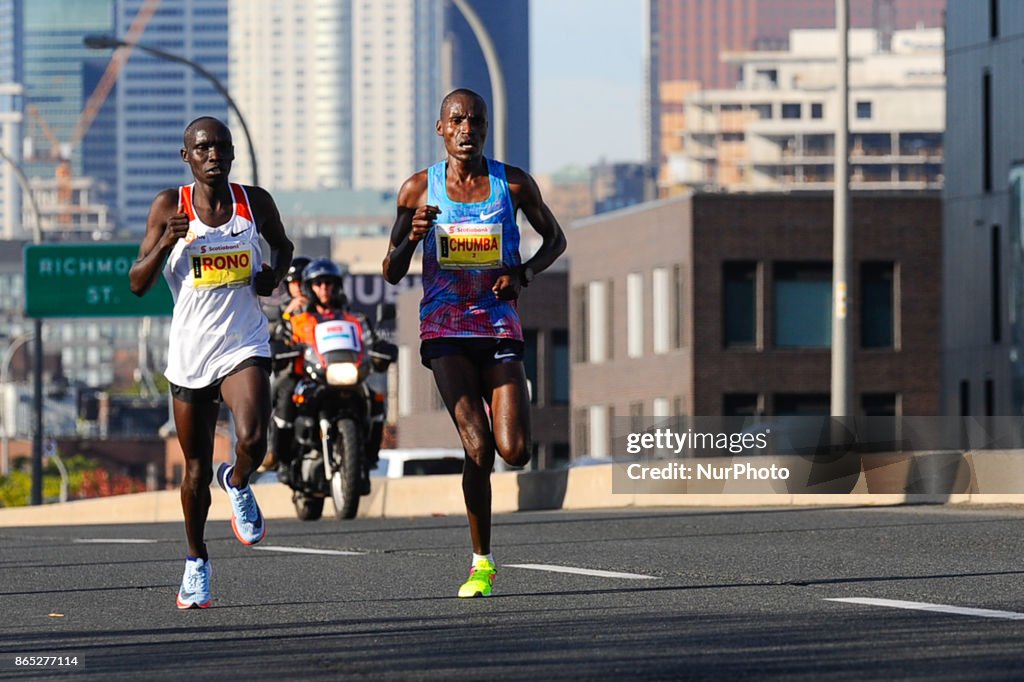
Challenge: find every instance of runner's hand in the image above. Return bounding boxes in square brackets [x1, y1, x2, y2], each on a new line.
[492, 273, 520, 301]
[410, 205, 440, 242]
[254, 263, 276, 296]
[161, 203, 190, 249]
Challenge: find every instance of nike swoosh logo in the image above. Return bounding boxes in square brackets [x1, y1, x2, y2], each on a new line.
[494, 351, 517, 360]
[230, 227, 247, 236]
[479, 208, 503, 221]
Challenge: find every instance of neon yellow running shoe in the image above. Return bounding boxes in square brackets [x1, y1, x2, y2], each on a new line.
[458, 558, 496, 598]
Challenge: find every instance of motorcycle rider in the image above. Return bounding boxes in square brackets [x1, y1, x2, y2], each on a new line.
[264, 256, 310, 472]
[271, 258, 373, 482]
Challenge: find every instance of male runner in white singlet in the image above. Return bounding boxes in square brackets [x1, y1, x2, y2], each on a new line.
[129, 117, 294, 609]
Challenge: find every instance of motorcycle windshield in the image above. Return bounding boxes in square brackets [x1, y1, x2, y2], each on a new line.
[312, 319, 364, 365]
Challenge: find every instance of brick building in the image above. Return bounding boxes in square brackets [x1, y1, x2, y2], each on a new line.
[569, 192, 940, 456]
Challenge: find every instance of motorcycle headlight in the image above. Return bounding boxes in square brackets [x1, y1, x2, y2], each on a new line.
[326, 362, 359, 386]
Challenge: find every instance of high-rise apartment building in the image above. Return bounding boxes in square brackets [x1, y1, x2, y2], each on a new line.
[943, 1, 1023, 417]
[0, 0, 117, 238]
[647, 0, 945, 185]
[351, 0, 436, 191]
[115, 0, 228, 234]
[673, 27, 943, 191]
[0, 1, 23, 239]
[229, 0, 527, 194]
[228, 0, 350, 190]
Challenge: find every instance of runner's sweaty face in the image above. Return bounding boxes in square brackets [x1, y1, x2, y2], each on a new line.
[438, 94, 488, 162]
[182, 121, 234, 183]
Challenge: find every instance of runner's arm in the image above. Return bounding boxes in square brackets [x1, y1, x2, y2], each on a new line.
[509, 167, 567, 280]
[383, 171, 436, 284]
[129, 189, 186, 297]
[248, 186, 294, 296]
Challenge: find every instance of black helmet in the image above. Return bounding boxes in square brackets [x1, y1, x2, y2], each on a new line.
[284, 256, 311, 283]
[301, 258, 347, 304]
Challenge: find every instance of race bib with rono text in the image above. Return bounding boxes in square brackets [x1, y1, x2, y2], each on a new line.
[188, 242, 254, 289]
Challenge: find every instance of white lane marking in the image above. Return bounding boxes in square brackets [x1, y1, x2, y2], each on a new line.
[74, 538, 158, 544]
[825, 597, 1024, 620]
[505, 563, 659, 580]
[252, 545, 366, 557]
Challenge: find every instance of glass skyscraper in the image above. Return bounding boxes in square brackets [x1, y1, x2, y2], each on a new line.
[115, 0, 228, 234]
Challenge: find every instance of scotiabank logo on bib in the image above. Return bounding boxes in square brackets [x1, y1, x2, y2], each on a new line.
[436, 223, 502, 270]
[189, 247, 253, 289]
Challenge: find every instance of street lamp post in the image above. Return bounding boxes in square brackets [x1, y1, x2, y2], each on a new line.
[83, 35, 259, 186]
[450, 0, 507, 163]
[0, 145, 46, 505]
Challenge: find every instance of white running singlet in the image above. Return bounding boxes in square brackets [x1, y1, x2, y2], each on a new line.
[162, 183, 270, 388]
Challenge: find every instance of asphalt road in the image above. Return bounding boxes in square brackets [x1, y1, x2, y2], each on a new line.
[3, 504, 1024, 680]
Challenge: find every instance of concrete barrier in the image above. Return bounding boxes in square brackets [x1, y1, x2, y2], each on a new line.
[3, 451, 1024, 528]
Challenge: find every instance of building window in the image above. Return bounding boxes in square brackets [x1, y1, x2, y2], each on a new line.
[629, 400, 644, 436]
[585, 281, 613, 363]
[774, 262, 831, 348]
[652, 267, 671, 354]
[552, 330, 569, 405]
[627, 273, 644, 358]
[862, 393, 898, 416]
[810, 102, 823, 119]
[551, 442, 570, 468]
[723, 262, 757, 347]
[960, 380, 970, 417]
[983, 70, 993, 192]
[991, 0, 1000, 38]
[723, 393, 760, 416]
[398, 345, 412, 416]
[781, 103, 801, 119]
[992, 225, 1002, 343]
[856, 101, 872, 119]
[652, 398, 671, 418]
[751, 103, 772, 120]
[588, 405, 610, 457]
[774, 393, 830, 416]
[861, 262, 895, 349]
[573, 285, 588, 362]
[673, 264, 686, 349]
[985, 379, 995, 416]
[574, 407, 590, 456]
[524, 329, 539, 404]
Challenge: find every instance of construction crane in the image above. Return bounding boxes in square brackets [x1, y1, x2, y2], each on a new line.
[21, 0, 161, 228]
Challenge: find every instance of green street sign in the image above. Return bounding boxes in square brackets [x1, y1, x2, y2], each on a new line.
[24, 243, 173, 318]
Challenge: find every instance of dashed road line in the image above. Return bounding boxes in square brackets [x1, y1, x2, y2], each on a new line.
[505, 563, 659, 580]
[252, 545, 366, 557]
[825, 597, 1024, 620]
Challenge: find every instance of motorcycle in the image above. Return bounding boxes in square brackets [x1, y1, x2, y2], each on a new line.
[275, 304, 398, 520]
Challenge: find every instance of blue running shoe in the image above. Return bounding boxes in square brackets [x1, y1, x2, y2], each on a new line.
[217, 463, 267, 545]
[176, 557, 212, 609]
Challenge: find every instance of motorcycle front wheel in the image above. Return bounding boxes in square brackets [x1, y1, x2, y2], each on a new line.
[293, 491, 324, 521]
[331, 418, 362, 520]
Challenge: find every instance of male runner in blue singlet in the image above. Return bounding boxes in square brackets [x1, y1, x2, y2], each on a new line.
[383, 89, 566, 597]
